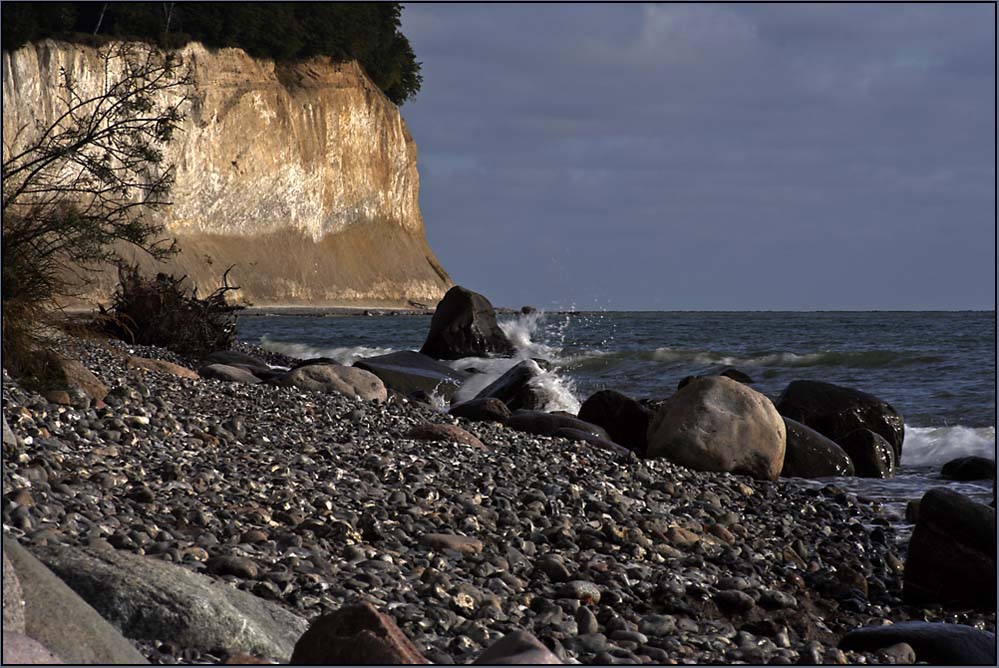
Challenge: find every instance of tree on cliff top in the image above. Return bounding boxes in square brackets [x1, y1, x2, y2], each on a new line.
[2, 41, 189, 375]
[2, 2, 423, 104]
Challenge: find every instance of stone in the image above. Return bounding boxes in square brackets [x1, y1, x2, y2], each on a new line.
[840, 622, 996, 665]
[31, 543, 307, 661]
[2, 631, 64, 664]
[941, 455, 996, 481]
[875, 643, 917, 665]
[780, 417, 855, 478]
[3, 545, 26, 632]
[405, 423, 485, 450]
[577, 389, 652, 456]
[449, 397, 512, 423]
[713, 589, 756, 613]
[206, 555, 259, 579]
[558, 580, 601, 604]
[646, 376, 786, 481]
[198, 363, 262, 384]
[553, 428, 636, 459]
[473, 359, 548, 410]
[904, 487, 996, 608]
[718, 367, 754, 384]
[127, 356, 199, 379]
[354, 350, 470, 401]
[420, 285, 516, 360]
[223, 651, 273, 664]
[3, 416, 17, 447]
[204, 350, 272, 374]
[3, 539, 148, 664]
[776, 379, 904, 460]
[420, 533, 485, 556]
[837, 429, 896, 478]
[290, 602, 427, 664]
[45, 390, 72, 405]
[474, 630, 563, 664]
[507, 410, 609, 440]
[52, 356, 108, 401]
[275, 363, 387, 402]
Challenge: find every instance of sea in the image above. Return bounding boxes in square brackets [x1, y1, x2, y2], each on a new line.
[237, 310, 996, 542]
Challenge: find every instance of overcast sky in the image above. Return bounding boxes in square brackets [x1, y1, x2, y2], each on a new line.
[400, 4, 995, 310]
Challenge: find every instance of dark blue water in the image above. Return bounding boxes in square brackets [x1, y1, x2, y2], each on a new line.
[238, 311, 996, 517]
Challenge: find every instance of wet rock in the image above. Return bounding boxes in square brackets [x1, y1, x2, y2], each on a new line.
[290, 601, 427, 664]
[276, 364, 387, 401]
[32, 544, 306, 661]
[449, 397, 512, 423]
[354, 350, 470, 401]
[837, 429, 896, 478]
[474, 630, 562, 664]
[840, 622, 996, 665]
[2, 631, 64, 664]
[406, 423, 485, 450]
[198, 364, 262, 384]
[577, 389, 652, 456]
[940, 456, 996, 481]
[507, 410, 609, 439]
[647, 376, 786, 480]
[473, 360, 548, 411]
[776, 379, 904, 461]
[3, 540, 148, 664]
[780, 417, 855, 478]
[904, 488, 996, 608]
[420, 286, 515, 360]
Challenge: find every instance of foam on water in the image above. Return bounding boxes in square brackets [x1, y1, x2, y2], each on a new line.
[901, 425, 996, 466]
[259, 337, 394, 366]
[649, 347, 944, 369]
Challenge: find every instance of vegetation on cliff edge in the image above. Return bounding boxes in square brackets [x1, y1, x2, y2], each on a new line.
[2, 2, 422, 104]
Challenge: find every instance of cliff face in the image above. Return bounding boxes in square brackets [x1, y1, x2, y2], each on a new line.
[2, 40, 452, 306]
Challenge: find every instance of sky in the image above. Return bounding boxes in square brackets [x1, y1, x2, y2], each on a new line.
[399, 4, 995, 311]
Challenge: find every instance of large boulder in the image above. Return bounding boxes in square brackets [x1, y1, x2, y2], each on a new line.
[449, 397, 512, 424]
[276, 364, 387, 402]
[646, 376, 786, 481]
[32, 543, 308, 661]
[941, 456, 996, 481]
[198, 364, 262, 384]
[354, 350, 470, 401]
[290, 602, 427, 664]
[3, 540, 148, 664]
[2, 631, 64, 664]
[473, 360, 548, 410]
[904, 488, 996, 609]
[577, 389, 652, 456]
[781, 418, 855, 478]
[127, 356, 199, 380]
[775, 380, 904, 460]
[420, 286, 515, 360]
[837, 429, 895, 478]
[507, 410, 609, 440]
[840, 622, 996, 665]
[53, 357, 108, 401]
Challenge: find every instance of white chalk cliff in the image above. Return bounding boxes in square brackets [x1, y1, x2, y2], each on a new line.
[2, 40, 452, 306]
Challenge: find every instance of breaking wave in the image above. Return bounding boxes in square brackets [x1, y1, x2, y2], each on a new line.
[258, 337, 394, 366]
[902, 425, 996, 467]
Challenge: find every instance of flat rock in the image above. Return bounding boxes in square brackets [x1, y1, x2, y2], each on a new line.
[2, 630, 64, 664]
[420, 533, 484, 555]
[275, 363, 386, 401]
[405, 422, 485, 450]
[3, 539, 148, 664]
[354, 350, 469, 401]
[553, 428, 635, 460]
[474, 630, 562, 664]
[781, 417, 855, 478]
[290, 601, 427, 664]
[32, 543, 307, 661]
[204, 350, 272, 374]
[127, 355, 199, 379]
[507, 410, 609, 439]
[449, 397, 512, 423]
[840, 621, 996, 665]
[198, 363, 262, 384]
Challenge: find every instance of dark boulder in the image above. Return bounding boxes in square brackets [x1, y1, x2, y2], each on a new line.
[354, 350, 470, 402]
[577, 389, 652, 456]
[204, 350, 271, 374]
[474, 630, 562, 664]
[776, 380, 904, 460]
[941, 456, 996, 481]
[840, 621, 996, 665]
[553, 428, 636, 460]
[198, 364, 262, 384]
[290, 602, 427, 664]
[904, 487, 996, 609]
[420, 286, 515, 360]
[507, 410, 609, 440]
[781, 418, 855, 478]
[449, 398, 512, 424]
[837, 429, 895, 478]
[473, 360, 547, 410]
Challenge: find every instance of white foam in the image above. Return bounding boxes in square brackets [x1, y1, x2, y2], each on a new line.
[902, 425, 996, 467]
[259, 337, 394, 366]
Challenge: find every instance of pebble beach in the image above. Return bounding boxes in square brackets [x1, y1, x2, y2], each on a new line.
[3, 330, 994, 665]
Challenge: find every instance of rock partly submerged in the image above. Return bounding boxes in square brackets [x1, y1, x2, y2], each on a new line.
[781, 417, 855, 478]
[420, 286, 515, 360]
